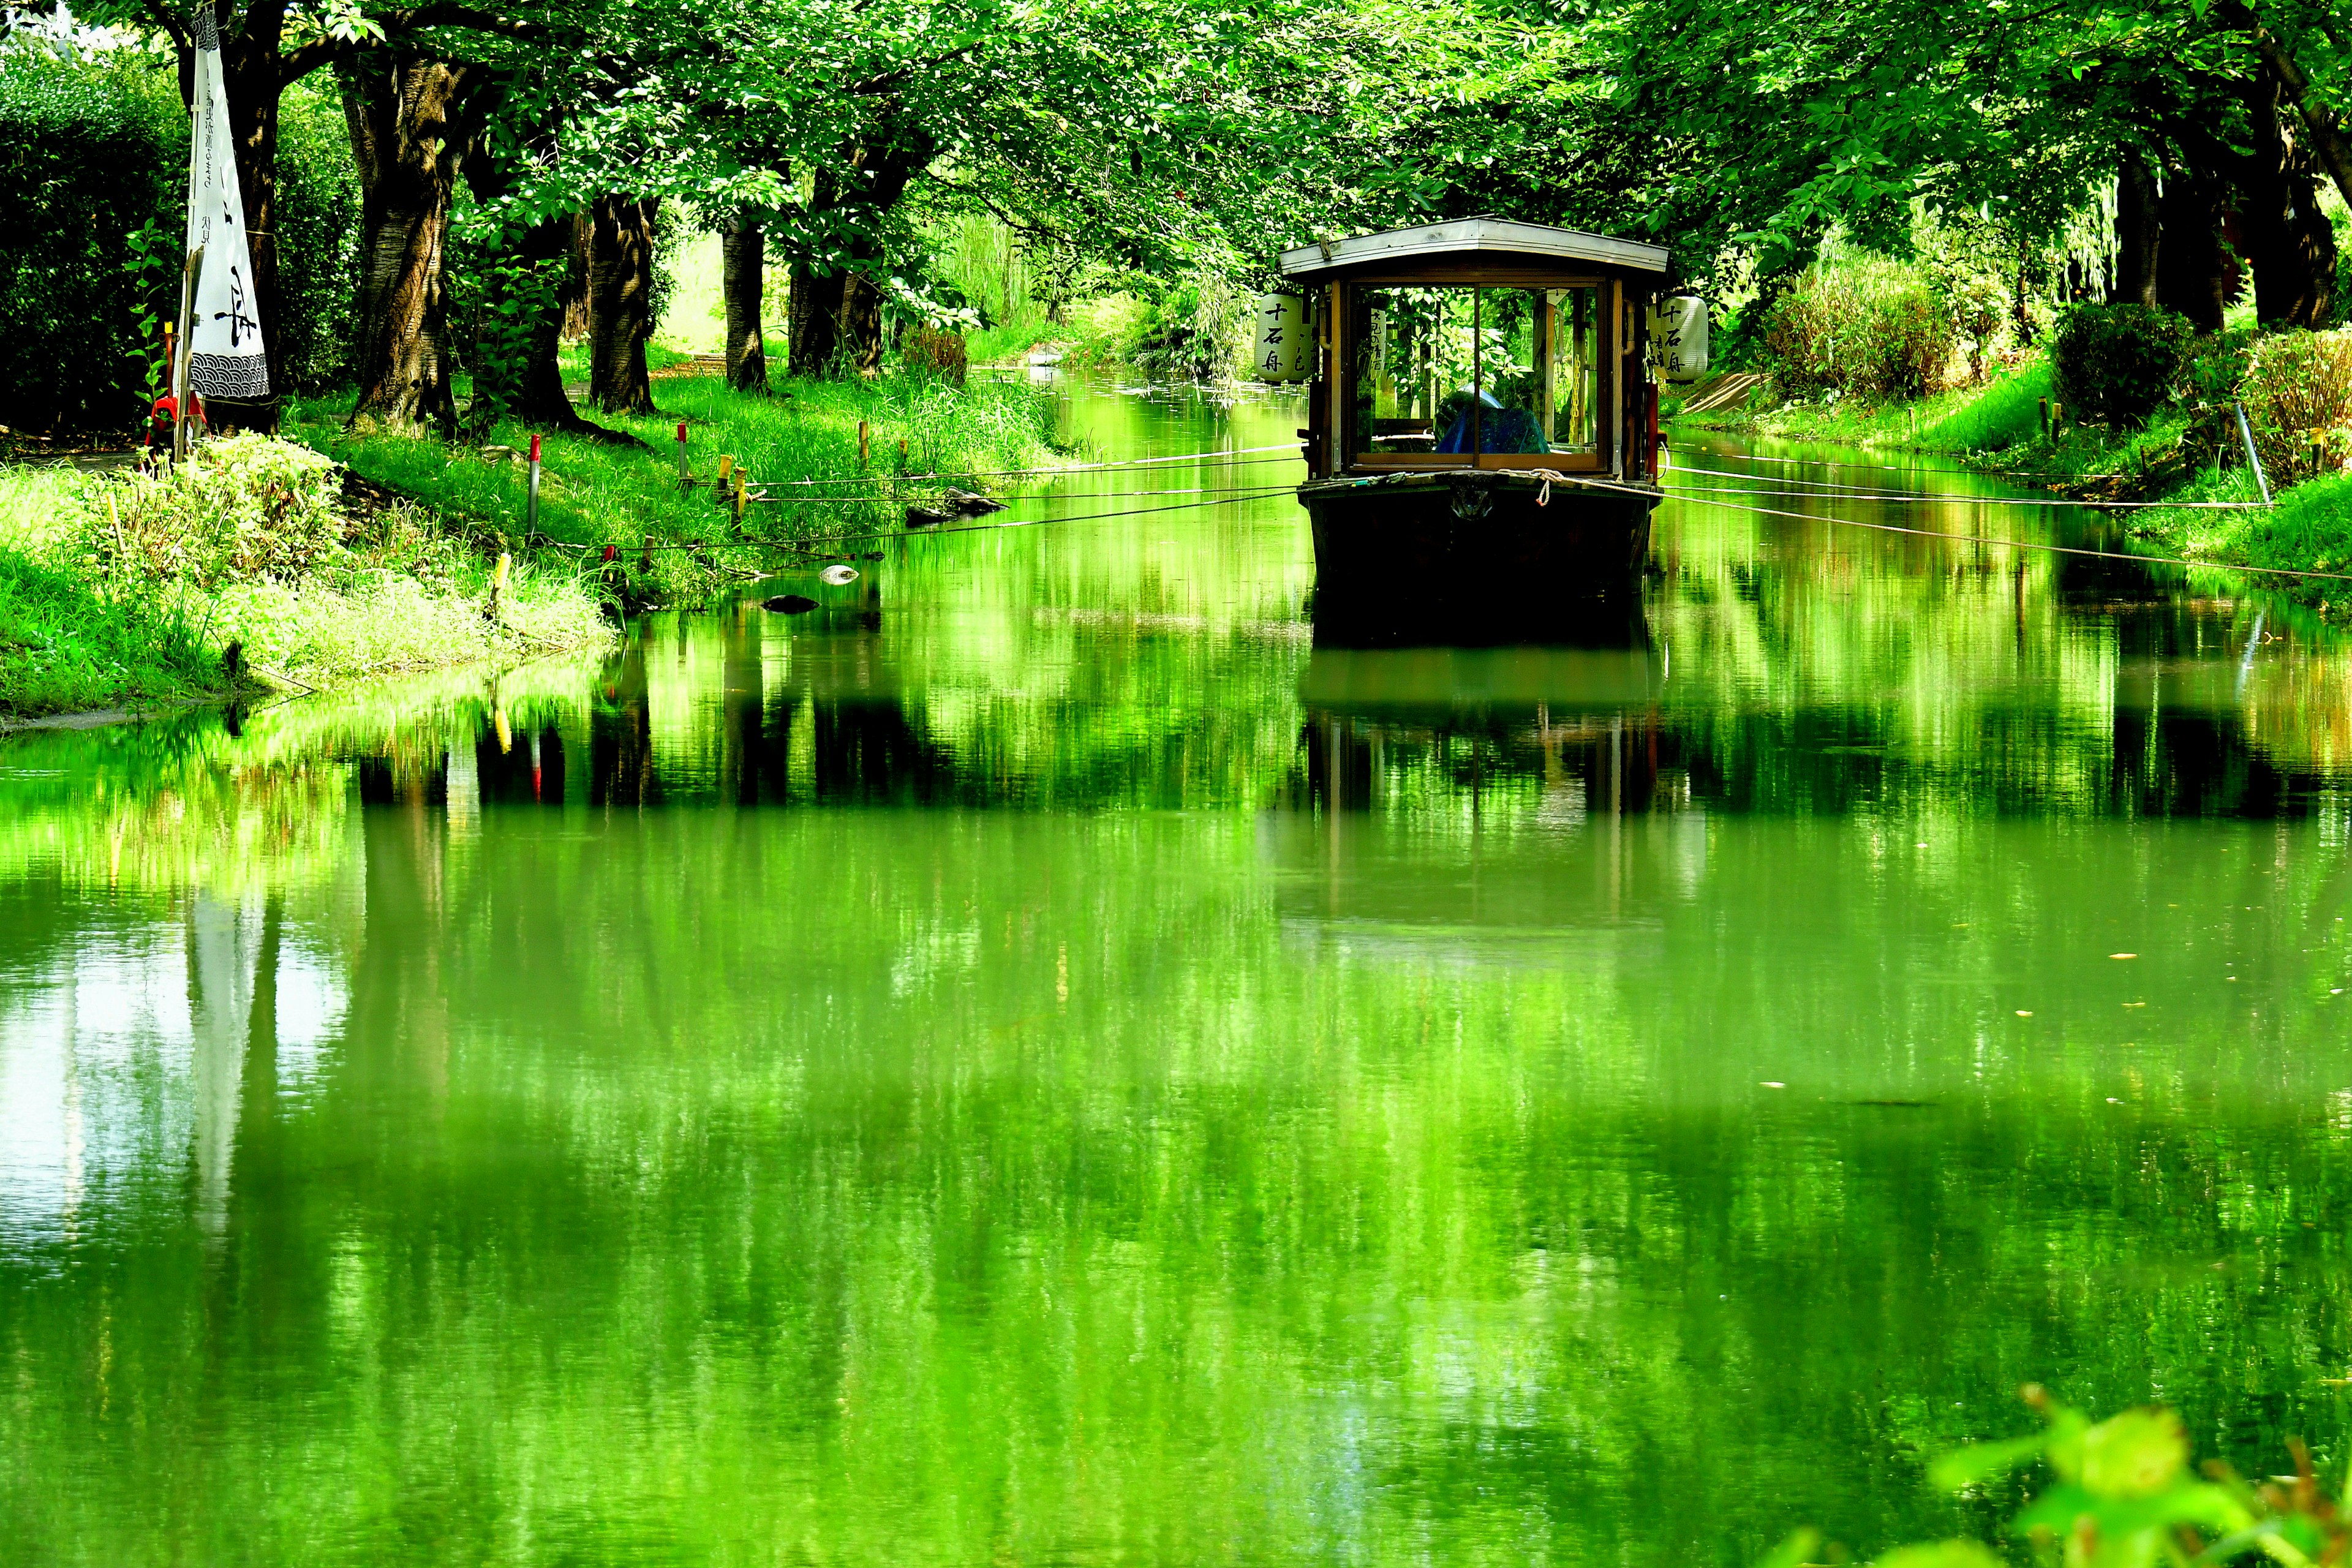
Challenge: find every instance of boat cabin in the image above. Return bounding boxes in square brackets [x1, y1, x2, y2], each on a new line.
[1274, 219, 1672, 484]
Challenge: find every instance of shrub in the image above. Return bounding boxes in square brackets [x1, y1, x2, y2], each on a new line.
[78, 434, 347, 590]
[902, 328, 969, 385]
[0, 61, 360, 435]
[1760, 252, 1956, 399]
[0, 55, 179, 435]
[2048, 303, 2193, 429]
[1770, 1389, 2352, 1568]
[2238, 327, 2352, 484]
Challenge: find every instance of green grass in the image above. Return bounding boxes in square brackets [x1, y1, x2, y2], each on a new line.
[285, 370, 1068, 605]
[1665, 348, 2352, 601]
[1670, 361, 2055, 454]
[0, 439, 617, 722]
[0, 466, 224, 720]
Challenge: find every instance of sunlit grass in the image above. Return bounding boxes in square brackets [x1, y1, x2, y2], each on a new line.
[0, 464, 222, 719]
[285, 372, 1069, 600]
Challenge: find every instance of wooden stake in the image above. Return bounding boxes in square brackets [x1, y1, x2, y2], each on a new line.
[733, 468, 746, 524]
[858, 420, 870, 468]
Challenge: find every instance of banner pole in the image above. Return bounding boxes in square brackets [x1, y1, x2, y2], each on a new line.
[174, 244, 204, 464]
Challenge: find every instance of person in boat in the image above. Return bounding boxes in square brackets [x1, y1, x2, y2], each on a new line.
[1433, 381, 1547, 454]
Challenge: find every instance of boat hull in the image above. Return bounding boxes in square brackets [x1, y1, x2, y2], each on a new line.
[1298, 470, 1660, 605]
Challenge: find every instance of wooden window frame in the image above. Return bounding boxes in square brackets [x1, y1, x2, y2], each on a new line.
[1329, 277, 1621, 476]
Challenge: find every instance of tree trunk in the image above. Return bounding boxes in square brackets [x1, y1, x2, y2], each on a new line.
[2111, 148, 2160, 309]
[2155, 169, 2237, 334]
[2235, 67, 2336, 327]
[780, 124, 935, 379]
[587, 194, 659, 416]
[343, 55, 481, 434]
[459, 156, 639, 444]
[722, 213, 769, 393]
[2234, 6, 2352, 219]
[789, 262, 845, 375]
[842, 273, 886, 373]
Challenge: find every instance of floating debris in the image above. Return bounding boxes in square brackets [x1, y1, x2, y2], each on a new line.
[819, 564, 859, 586]
[762, 594, 818, 614]
[943, 487, 1007, 518]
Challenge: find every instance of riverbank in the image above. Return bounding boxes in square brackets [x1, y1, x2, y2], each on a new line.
[1672, 357, 2352, 606]
[0, 437, 611, 722]
[0, 371, 1070, 723]
[285, 370, 1067, 601]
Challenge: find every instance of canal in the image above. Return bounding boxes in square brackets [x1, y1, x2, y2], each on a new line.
[6, 375, 2352, 1564]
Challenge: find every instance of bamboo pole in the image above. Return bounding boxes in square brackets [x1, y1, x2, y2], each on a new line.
[173, 245, 205, 464]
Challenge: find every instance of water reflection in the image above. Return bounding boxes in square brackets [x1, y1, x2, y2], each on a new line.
[9, 396, 2352, 1565]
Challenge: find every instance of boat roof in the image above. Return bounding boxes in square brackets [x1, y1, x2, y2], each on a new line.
[1280, 218, 1669, 282]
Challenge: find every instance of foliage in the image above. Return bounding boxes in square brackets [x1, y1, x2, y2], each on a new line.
[2238, 328, 2352, 486]
[0, 53, 178, 435]
[79, 435, 347, 592]
[1761, 251, 1956, 399]
[0, 465, 221, 717]
[1836, 1389, 2352, 1568]
[2050, 304, 2195, 431]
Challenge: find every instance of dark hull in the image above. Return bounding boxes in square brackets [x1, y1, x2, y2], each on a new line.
[1299, 470, 1660, 605]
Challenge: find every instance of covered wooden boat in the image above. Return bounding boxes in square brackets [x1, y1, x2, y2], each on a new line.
[1261, 219, 1698, 601]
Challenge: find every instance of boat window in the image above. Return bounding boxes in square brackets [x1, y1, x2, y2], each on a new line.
[1349, 287, 1474, 458]
[1348, 287, 1591, 462]
[1547, 286, 1600, 454]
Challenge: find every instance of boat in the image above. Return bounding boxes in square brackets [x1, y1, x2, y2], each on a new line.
[1257, 219, 1698, 602]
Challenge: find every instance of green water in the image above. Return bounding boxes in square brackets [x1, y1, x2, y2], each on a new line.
[9, 380, 2352, 1565]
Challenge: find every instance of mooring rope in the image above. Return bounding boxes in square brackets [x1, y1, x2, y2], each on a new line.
[1667, 464, 2271, 511]
[1671, 491, 2352, 584]
[538, 484, 1303, 556]
[754, 443, 1302, 488]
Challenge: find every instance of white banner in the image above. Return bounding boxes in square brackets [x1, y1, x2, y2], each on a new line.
[184, 3, 268, 401]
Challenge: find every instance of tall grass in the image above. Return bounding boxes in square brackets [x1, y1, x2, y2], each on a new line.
[1914, 361, 2050, 450]
[1761, 250, 1956, 399]
[285, 371, 1067, 601]
[0, 466, 221, 719]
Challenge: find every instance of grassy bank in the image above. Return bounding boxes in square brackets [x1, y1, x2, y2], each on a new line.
[0, 436, 611, 723]
[1670, 353, 2352, 608]
[0, 466, 222, 718]
[0, 369, 1070, 722]
[1671, 361, 2056, 453]
[287, 370, 1068, 605]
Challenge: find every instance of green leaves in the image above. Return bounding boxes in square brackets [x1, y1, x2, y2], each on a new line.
[1926, 1430, 2051, 1493]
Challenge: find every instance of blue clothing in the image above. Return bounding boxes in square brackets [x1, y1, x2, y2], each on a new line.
[1436, 404, 1547, 454]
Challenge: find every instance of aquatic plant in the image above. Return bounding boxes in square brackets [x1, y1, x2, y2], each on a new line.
[1770, 1389, 2352, 1568]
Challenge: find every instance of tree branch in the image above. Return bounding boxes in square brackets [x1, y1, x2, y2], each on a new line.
[2230, 3, 2352, 211]
[280, 34, 356, 86]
